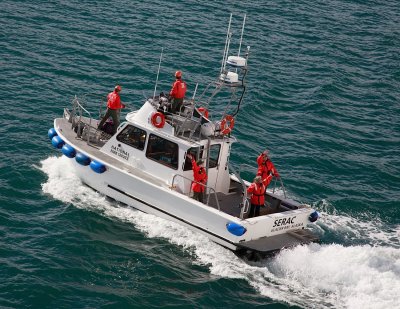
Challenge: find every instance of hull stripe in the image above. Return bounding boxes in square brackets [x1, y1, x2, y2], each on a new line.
[107, 184, 237, 248]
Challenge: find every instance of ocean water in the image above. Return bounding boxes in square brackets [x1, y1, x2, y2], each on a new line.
[1, 1, 399, 308]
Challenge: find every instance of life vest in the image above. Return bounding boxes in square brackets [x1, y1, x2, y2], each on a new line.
[247, 183, 266, 205]
[107, 91, 123, 109]
[191, 160, 207, 193]
[170, 79, 187, 99]
[256, 154, 279, 178]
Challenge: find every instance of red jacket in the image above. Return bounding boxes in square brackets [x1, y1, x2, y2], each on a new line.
[256, 153, 279, 179]
[247, 175, 272, 205]
[107, 91, 124, 110]
[191, 159, 207, 193]
[170, 79, 187, 99]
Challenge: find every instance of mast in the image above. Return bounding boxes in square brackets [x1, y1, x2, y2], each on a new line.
[153, 47, 164, 100]
[238, 14, 246, 57]
[220, 13, 232, 74]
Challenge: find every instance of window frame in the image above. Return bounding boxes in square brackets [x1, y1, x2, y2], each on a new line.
[116, 124, 147, 151]
[208, 144, 221, 169]
[145, 134, 179, 170]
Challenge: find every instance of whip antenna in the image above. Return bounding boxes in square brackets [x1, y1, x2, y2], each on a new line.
[220, 13, 232, 74]
[153, 47, 164, 100]
[238, 14, 246, 57]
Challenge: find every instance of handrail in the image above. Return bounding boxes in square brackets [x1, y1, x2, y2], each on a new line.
[272, 176, 287, 199]
[171, 174, 220, 211]
[238, 162, 287, 199]
[80, 93, 107, 119]
[228, 162, 249, 219]
[72, 96, 94, 144]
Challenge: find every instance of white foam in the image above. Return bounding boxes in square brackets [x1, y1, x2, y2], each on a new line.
[40, 156, 400, 309]
[313, 199, 400, 248]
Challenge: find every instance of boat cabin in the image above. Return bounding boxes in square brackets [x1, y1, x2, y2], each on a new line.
[100, 99, 234, 198]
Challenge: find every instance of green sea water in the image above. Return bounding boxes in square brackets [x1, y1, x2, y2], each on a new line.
[1, 1, 399, 308]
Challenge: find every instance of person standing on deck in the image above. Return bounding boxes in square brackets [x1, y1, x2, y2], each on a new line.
[247, 175, 273, 218]
[98, 85, 125, 134]
[187, 154, 207, 203]
[257, 150, 280, 180]
[169, 71, 187, 113]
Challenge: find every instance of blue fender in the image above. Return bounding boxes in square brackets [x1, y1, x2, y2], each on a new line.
[61, 144, 76, 158]
[51, 135, 65, 149]
[48, 128, 57, 140]
[226, 222, 247, 236]
[90, 160, 106, 174]
[75, 152, 91, 166]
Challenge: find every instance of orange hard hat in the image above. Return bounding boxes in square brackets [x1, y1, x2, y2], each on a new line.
[115, 85, 122, 91]
[175, 70, 182, 78]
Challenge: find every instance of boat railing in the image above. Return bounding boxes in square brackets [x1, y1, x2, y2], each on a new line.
[238, 163, 287, 199]
[79, 93, 107, 119]
[228, 162, 250, 219]
[171, 174, 220, 211]
[69, 96, 111, 147]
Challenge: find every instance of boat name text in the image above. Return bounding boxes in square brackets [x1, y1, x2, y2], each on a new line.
[272, 216, 297, 227]
[270, 222, 303, 233]
[111, 145, 130, 161]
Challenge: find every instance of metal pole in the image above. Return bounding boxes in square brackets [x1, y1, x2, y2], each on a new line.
[238, 14, 246, 57]
[192, 83, 198, 100]
[224, 32, 232, 73]
[220, 13, 232, 74]
[153, 47, 164, 100]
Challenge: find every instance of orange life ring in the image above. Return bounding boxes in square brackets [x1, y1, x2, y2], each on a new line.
[220, 115, 235, 135]
[198, 107, 209, 119]
[151, 112, 165, 128]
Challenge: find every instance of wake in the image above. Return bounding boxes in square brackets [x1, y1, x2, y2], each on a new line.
[39, 156, 400, 309]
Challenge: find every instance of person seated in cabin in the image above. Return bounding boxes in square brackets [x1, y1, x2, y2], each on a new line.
[187, 154, 207, 203]
[246, 175, 273, 218]
[169, 70, 187, 114]
[256, 150, 280, 180]
[98, 85, 126, 134]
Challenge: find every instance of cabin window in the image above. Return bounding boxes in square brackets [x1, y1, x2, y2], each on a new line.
[116, 125, 147, 150]
[146, 134, 179, 169]
[183, 144, 220, 170]
[209, 144, 221, 168]
[184, 146, 204, 171]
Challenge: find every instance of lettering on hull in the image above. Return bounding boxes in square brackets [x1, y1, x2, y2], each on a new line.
[270, 216, 304, 233]
[110, 145, 130, 161]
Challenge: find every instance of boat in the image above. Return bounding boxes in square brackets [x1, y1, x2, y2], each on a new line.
[48, 15, 319, 259]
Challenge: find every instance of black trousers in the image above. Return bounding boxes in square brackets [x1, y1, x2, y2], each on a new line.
[193, 191, 204, 203]
[171, 98, 183, 113]
[248, 204, 261, 218]
[98, 108, 119, 134]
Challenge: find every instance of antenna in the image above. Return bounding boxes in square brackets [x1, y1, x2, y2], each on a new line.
[238, 14, 246, 57]
[220, 13, 232, 74]
[192, 83, 199, 100]
[223, 32, 232, 73]
[153, 47, 164, 100]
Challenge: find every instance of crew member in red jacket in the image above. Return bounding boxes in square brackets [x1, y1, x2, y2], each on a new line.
[247, 175, 273, 218]
[188, 154, 207, 203]
[169, 70, 187, 113]
[257, 150, 280, 180]
[98, 85, 125, 134]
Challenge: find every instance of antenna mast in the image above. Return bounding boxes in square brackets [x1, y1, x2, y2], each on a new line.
[153, 47, 164, 100]
[238, 14, 246, 57]
[220, 13, 232, 74]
